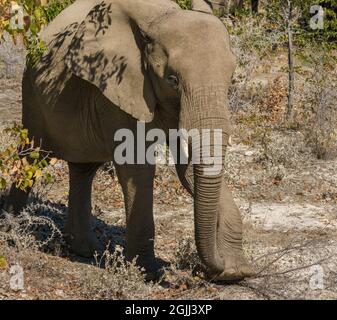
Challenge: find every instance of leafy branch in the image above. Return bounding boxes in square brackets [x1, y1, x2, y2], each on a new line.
[0, 124, 57, 191]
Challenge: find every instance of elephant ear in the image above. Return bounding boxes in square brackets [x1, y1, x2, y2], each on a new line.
[32, 0, 94, 111]
[191, 0, 213, 14]
[63, 1, 156, 122]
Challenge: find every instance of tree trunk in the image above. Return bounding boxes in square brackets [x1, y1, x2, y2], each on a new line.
[251, 0, 259, 13]
[286, 0, 295, 122]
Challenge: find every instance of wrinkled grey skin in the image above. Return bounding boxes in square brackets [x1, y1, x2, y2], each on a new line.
[4, 0, 253, 281]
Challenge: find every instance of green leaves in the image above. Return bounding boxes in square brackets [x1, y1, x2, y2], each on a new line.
[265, 0, 337, 49]
[0, 124, 56, 192]
[0, 1, 74, 65]
[43, 0, 73, 23]
[175, 0, 192, 10]
[29, 151, 40, 159]
[0, 256, 8, 270]
[0, 177, 6, 190]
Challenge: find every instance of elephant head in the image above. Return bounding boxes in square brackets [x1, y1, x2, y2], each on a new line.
[33, 0, 241, 278]
[141, 3, 236, 275]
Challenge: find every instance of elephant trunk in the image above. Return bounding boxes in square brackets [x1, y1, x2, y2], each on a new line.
[180, 86, 231, 275]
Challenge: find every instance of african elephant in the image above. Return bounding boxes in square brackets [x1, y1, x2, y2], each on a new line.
[4, 0, 253, 281]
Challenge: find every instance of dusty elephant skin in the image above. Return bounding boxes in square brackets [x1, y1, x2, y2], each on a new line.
[4, 0, 253, 282]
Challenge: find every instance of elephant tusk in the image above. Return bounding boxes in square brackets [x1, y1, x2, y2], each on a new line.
[181, 136, 189, 160]
[228, 135, 232, 146]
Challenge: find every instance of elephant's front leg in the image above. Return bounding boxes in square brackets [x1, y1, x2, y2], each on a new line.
[114, 163, 160, 279]
[65, 162, 103, 258]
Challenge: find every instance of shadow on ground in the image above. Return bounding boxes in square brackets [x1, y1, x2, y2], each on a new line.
[0, 193, 127, 266]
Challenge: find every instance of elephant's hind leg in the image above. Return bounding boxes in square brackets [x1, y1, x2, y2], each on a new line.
[2, 145, 36, 215]
[65, 162, 103, 258]
[2, 184, 31, 215]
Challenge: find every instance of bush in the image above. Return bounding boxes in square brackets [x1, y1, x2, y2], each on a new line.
[0, 207, 62, 251]
[0, 124, 56, 192]
[174, 237, 202, 274]
[0, 1, 74, 64]
[84, 246, 153, 299]
[0, 1, 72, 192]
[294, 50, 337, 159]
[174, 0, 192, 10]
[265, 0, 337, 47]
[298, 0, 337, 41]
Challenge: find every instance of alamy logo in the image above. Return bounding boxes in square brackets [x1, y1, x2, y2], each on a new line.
[113, 122, 225, 176]
[9, 3, 24, 30]
[9, 264, 24, 291]
[310, 5, 324, 30]
[309, 265, 324, 290]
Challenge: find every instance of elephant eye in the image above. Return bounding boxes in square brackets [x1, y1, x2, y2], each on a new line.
[166, 75, 179, 90]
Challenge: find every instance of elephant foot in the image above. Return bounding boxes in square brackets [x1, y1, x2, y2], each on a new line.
[209, 252, 255, 283]
[143, 266, 165, 282]
[133, 256, 164, 282]
[64, 230, 103, 258]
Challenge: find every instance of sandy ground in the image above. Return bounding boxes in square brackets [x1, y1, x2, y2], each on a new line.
[1, 42, 337, 300]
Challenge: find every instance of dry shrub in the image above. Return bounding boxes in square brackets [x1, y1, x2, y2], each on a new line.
[256, 131, 308, 167]
[0, 199, 64, 297]
[174, 237, 202, 275]
[0, 202, 63, 253]
[257, 77, 287, 123]
[233, 76, 287, 150]
[294, 52, 337, 160]
[83, 245, 154, 300]
[229, 15, 284, 112]
[242, 233, 337, 300]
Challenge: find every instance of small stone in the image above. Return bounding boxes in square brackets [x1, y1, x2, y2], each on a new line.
[244, 151, 254, 157]
[55, 289, 65, 297]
